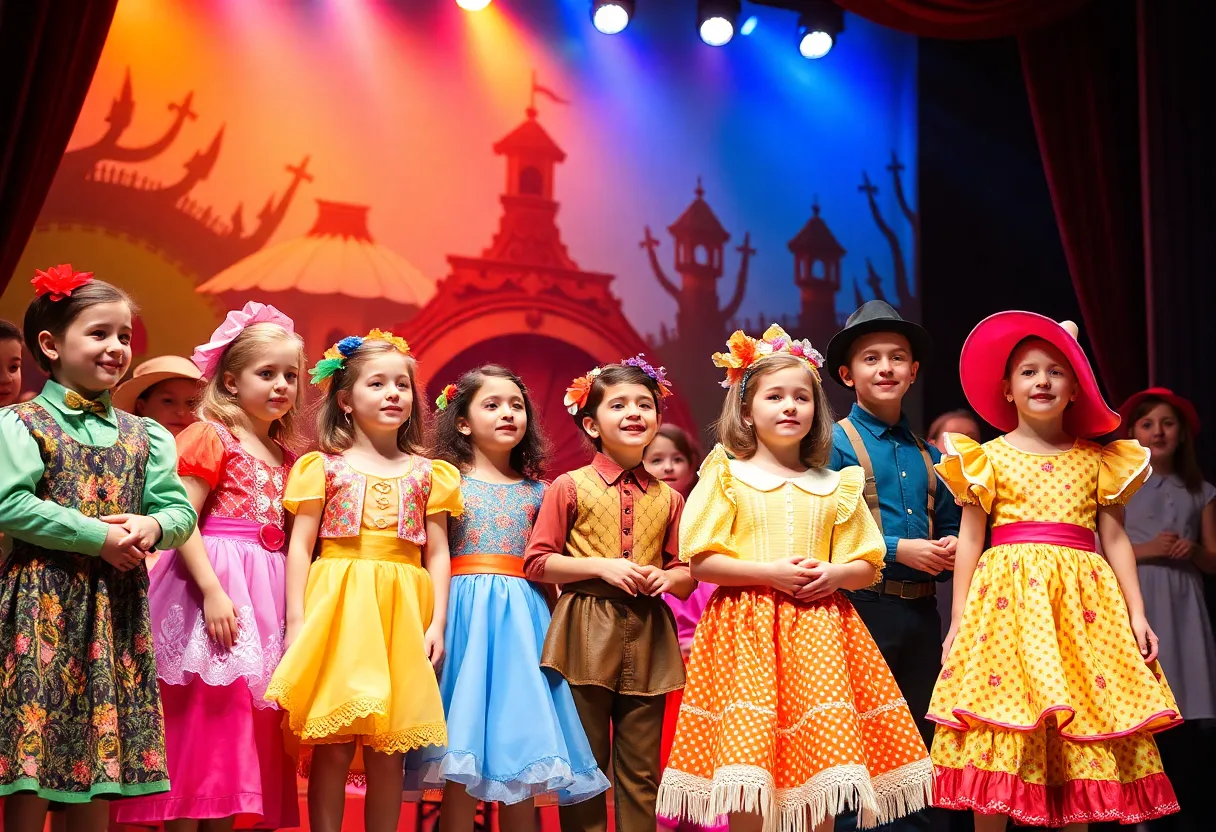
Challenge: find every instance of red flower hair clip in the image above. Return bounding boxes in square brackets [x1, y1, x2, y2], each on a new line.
[32, 264, 94, 301]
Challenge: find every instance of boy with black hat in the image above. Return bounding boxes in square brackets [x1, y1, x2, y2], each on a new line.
[826, 300, 961, 832]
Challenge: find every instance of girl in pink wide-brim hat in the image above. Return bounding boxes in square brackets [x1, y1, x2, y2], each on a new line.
[927, 311, 1181, 830]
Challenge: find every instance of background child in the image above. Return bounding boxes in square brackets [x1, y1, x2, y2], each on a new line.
[927, 408, 982, 451]
[524, 356, 695, 832]
[417, 365, 608, 831]
[112, 354, 203, 436]
[113, 302, 304, 832]
[931, 313, 1180, 830]
[1121, 387, 1216, 830]
[266, 330, 460, 832]
[0, 266, 196, 832]
[0, 319, 21, 407]
[658, 325, 932, 832]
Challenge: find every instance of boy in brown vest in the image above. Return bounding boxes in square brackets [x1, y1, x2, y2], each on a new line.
[524, 358, 695, 832]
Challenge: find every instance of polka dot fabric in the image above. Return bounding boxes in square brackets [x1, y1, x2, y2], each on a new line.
[929, 435, 1181, 826]
[656, 448, 933, 832]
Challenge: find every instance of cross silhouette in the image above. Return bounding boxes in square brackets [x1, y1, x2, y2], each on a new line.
[640, 226, 661, 252]
[168, 92, 198, 123]
[286, 156, 315, 184]
[736, 231, 756, 258]
[887, 151, 905, 176]
[858, 171, 878, 197]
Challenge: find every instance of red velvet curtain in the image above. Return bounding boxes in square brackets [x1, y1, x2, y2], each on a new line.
[835, 0, 1090, 39]
[0, 0, 118, 296]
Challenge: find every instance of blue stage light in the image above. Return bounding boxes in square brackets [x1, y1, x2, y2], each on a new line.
[698, 0, 741, 47]
[592, 0, 634, 35]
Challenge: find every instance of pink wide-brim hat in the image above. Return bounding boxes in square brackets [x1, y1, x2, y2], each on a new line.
[960, 311, 1120, 438]
[1119, 387, 1200, 437]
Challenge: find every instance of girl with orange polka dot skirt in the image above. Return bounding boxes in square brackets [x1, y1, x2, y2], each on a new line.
[657, 326, 934, 832]
[930, 312, 1181, 831]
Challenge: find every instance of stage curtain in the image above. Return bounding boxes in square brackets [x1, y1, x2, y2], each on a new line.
[0, 0, 118, 295]
[1019, 0, 1147, 406]
[833, 0, 1090, 39]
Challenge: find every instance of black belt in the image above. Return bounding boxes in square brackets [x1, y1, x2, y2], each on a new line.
[856, 579, 936, 600]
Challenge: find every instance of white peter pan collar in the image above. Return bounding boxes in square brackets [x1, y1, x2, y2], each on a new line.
[728, 458, 841, 495]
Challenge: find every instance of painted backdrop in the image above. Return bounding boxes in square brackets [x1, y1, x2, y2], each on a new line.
[3, 0, 917, 471]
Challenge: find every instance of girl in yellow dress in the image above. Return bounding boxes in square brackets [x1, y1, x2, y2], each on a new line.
[930, 312, 1180, 830]
[265, 331, 461, 832]
[657, 325, 934, 832]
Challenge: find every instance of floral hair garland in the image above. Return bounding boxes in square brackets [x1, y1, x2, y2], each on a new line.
[712, 324, 824, 398]
[564, 353, 674, 416]
[32, 264, 94, 301]
[434, 383, 458, 412]
[309, 328, 411, 387]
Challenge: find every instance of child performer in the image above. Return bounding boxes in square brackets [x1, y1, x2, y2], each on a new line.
[112, 354, 203, 436]
[0, 266, 196, 831]
[0, 319, 22, 407]
[1120, 387, 1216, 829]
[657, 325, 933, 832]
[265, 330, 460, 832]
[524, 355, 696, 832]
[416, 365, 609, 831]
[113, 302, 304, 831]
[931, 312, 1180, 830]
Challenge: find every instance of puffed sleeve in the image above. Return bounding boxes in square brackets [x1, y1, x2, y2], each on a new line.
[934, 433, 996, 513]
[283, 452, 327, 514]
[830, 467, 886, 574]
[1098, 440, 1152, 506]
[141, 420, 198, 550]
[679, 445, 740, 562]
[426, 459, 464, 518]
[175, 422, 226, 489]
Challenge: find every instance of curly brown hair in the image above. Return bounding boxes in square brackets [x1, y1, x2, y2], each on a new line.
[431, 364, 548, 479]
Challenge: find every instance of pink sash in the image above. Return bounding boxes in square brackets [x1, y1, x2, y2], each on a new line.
[990, 521, 1097, 552]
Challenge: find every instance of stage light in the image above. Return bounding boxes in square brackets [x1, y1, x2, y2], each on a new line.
[796, 1, 844, 59]
[740, 15, 759, 36]
[456, 0, 492, 11]
[591, 0, 634, 35]
[698, 0, 741, 47]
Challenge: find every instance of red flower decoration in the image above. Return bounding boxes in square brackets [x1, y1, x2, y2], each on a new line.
[1028, 577, 1040, 588]
[941, 668, 954, 679]
[979, 633, 988, 642]
[996, 596, 1009, 610]
[989, 674, 1002, 687]
[980, 751, 993, 763]
[1083, 609, 1097, 624]
[1041, 462, 1054, 473]
[978, 584, 989, 597]
[258, 523, 286, 551]
[31, 264, 94, 301]
[1095, 675, 1107, 689]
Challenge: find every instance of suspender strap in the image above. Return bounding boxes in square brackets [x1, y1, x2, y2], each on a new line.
[838, 417, 937, 539]
[839, 418, 882, 534]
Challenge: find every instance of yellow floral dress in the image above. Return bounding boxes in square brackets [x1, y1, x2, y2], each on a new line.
[930, 435, 1180, 826]
[657, 447, 933, 832]
[265, 452, 462, 758]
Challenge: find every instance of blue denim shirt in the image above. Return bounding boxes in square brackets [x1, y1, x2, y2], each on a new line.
[828, 403, 961, 583]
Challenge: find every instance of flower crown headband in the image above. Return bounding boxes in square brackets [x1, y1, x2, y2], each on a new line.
[309, 328, 411, 386]
[434, 383, 458, 412]
[712, 324, 824, 399]
[564, 353, 673, 415]
[32, 264, 94, 301]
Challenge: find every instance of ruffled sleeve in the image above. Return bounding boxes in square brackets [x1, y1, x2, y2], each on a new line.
[175, 422, 226, 489]
[830, 467, 885, 573]
[1098, 440, 1152, 506]
[679, 444, 739, 562]
[283, 452, 327, 514]
[426, 459, 464, 518]
[934, 433, 996, 514]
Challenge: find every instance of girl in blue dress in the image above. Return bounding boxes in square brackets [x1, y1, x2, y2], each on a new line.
[415, 364, 608, 831]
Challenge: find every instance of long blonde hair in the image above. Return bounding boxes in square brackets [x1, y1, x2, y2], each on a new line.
[316, 339, 425, 455]
[716, 353, 835, 467]
[195, 322, 306, 446]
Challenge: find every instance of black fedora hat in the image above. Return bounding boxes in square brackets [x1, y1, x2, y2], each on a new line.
[825, 300, 932, 387]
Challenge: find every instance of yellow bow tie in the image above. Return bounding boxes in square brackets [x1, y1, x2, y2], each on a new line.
[64, 389, 108, 416]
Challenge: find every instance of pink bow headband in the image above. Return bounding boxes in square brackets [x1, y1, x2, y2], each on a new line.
[191, 302, 296, 380]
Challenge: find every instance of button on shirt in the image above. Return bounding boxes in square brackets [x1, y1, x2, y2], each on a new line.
[829, 403, 961, 582]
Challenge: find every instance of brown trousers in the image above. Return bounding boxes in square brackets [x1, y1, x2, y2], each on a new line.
[557, 683, 667, 832]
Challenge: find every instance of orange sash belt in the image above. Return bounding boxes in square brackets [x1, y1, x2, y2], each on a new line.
[450, 554, 526, 578]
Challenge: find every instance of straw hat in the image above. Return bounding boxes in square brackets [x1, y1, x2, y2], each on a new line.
[112, 355, 202, 413]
